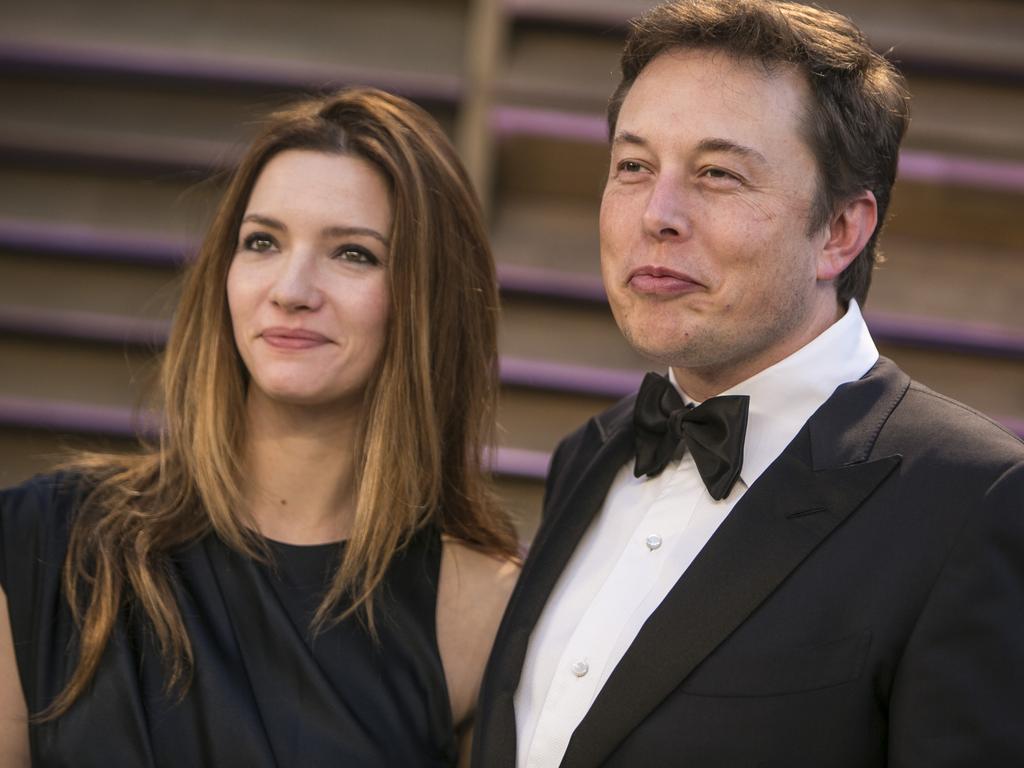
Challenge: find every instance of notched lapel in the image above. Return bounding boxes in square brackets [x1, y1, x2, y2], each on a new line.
[562, 430, 902, 768]
[499, 422, 635, 678]
[475, 406, 635, 768]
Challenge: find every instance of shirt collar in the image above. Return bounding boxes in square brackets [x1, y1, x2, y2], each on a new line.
[669, 300, 878, 487]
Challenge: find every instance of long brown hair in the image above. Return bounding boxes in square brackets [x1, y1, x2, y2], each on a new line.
[48, 87, 517, 718]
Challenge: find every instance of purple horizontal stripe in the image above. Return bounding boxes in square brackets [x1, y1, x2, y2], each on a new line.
[0, 395, 549, 478]
[0, 396, 160, 437]
[865, 311, 1024, 359]
[492, 106, 608, 143]
[899, 150, 1024, 193]
[0, 217, 190, 265]
[0, 305, 171, 346]
[487, 446, 551, 479]
[491, 105, 1024, 193]
[502, 0, 633, 29]
[0, 37, 463, 102]
[497, 263, 607, 302]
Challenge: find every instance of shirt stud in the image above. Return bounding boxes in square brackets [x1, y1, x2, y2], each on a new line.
[645, 534, 663, 551]
[570, 660, 589, 678]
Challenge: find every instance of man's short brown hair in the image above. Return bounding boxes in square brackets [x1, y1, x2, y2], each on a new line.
[607, 0, 911, 307]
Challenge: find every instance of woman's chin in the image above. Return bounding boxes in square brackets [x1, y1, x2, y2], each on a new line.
[248, 380, 363, 413]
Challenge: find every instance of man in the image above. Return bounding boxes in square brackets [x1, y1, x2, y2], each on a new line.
[474, 1, 1024, 766]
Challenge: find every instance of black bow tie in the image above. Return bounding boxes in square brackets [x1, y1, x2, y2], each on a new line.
[633, 372, 749, 500]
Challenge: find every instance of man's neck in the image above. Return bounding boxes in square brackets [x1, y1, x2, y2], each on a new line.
[672, 299, 845, 402]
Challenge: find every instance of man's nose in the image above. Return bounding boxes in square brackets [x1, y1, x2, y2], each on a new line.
[641, 175, 692, 241]
[269, 251, 323, 312]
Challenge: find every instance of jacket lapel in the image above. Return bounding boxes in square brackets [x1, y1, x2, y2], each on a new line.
[561, 358, 909, 767]
[475, 399, 635, 768]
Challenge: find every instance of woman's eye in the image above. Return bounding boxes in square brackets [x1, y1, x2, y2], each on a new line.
[335, 245, 380, 265]
[242, 232, 276, 252]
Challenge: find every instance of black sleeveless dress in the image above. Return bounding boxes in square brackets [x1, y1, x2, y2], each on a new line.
[0, 473, 457, 767]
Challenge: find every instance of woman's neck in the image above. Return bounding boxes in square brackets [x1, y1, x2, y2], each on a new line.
[241, 392, 361, 545]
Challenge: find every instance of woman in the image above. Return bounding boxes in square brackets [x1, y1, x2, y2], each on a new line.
[0, 87, 519, 767]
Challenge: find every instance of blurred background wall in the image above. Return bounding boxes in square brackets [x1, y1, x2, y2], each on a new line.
[1, 0, 1022, 540]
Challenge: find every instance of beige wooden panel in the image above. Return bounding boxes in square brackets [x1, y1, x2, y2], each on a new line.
[0, 167, 218, 240]
[2, 0, 470, 84]
[886, 180, 1024, 251]
[492, 198, 599, 275]
[500, 294, 649, 371]
[906, 75, 1024, 162]
[879, 343, 1024, 421]
[0, 336, 161, 409]
[0, 75, 459, 167]
[496, 134, 607, 203]
[868, 235, 1024, 330]
[829, 0, 1024, 73]
[493, 474, 545, 543]
[0, 77, 287, 149]
[0, 252, 182, 320]
[498, 25, 621, 111]
[497, 385, 616, 454]
[0, 427, 138, 489]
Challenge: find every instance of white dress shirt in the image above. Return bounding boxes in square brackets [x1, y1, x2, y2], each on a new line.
[514, 301, 879, 768]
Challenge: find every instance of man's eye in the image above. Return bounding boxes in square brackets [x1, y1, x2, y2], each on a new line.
[618, 160, 645, 173]
[702, 167, 739, 181]
[242, 233, 276, 252]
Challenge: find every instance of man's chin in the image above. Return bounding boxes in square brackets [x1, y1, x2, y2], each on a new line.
[620, 327, 703, 368]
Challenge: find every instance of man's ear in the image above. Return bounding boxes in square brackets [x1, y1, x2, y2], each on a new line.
[817, 190, 878, 280]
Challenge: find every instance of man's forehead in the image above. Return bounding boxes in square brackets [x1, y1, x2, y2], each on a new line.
[615, 48, 811, 151]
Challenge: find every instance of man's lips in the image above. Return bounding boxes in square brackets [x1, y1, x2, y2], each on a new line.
[259, 327, 332, 349]
[627, 266, 704, 295]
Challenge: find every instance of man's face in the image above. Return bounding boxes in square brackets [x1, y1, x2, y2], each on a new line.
[600, 48, 841, 394]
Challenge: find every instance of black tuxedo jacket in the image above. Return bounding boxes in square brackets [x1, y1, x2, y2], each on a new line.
[475, 358, 1024, 767]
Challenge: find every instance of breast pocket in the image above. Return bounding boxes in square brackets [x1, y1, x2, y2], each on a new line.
[679, 629, 872, 697]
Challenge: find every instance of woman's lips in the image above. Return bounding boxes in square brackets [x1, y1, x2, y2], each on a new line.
[259, 327, 331, 349]
[628, 266, 703, 295]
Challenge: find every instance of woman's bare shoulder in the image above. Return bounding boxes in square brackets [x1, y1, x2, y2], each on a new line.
[436, 537, 521, 728]
[441, 537, 520, 600]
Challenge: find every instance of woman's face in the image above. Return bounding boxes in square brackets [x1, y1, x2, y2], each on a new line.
[227, 149, 392, 412]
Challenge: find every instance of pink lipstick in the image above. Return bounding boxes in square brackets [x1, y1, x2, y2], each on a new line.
[259, 327, 331, 350]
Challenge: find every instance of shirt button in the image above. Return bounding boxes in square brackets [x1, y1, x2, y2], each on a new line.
[645, 534, 663, 551]
[570, 660, 589, 677]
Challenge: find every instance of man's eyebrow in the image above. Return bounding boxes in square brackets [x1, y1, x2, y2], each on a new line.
[696, 138, 768, 165]
[241, 214, 389, 246]
[611, 131, 649, 148]
[611, 133, 768, 166]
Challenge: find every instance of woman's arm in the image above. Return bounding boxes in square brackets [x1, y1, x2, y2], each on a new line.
[437, 540, 520, 764]
[0, 588, 30, 767]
